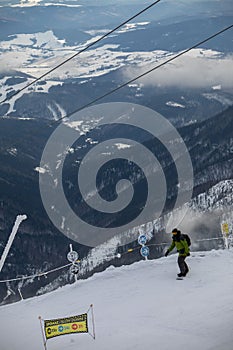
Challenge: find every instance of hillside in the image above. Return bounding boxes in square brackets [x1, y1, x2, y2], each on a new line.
[0, 106, 232, 303]
[0, 248, 232, 350]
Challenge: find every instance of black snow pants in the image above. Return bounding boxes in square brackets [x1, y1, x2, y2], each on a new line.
[178, 256, 189, 275]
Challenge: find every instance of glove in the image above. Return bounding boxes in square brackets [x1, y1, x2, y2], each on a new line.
[165, 250, 169, 257]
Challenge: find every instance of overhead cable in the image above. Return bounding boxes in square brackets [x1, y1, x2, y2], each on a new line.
[0, 0, 162, 105]
[55, 23, 233, 123]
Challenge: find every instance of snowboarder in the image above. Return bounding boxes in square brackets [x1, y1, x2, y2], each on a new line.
[165, 228, 190, 277]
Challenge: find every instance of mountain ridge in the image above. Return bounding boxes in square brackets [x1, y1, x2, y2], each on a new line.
[0, 105, 232, 303]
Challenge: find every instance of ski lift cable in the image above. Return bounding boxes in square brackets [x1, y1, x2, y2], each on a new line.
[0, 0, 162, 105]
[0, 262, 72, 283]
[54, 23, 233, 124]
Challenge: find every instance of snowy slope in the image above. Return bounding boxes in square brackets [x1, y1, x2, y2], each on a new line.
[32, 180, 233, 297]
[0, 249, 233, 350]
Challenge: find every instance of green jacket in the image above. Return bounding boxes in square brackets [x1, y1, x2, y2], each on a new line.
[168, 235, 190, 257]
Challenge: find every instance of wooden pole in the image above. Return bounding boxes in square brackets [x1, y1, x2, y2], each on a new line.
[91, 304, 96, 340]
[38, 316, 48, 350]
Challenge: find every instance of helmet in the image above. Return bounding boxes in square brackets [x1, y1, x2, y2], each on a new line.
[172, 228, 181, 235]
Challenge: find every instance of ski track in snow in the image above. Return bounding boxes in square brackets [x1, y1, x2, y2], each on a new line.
[0, 249, 233, 350]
